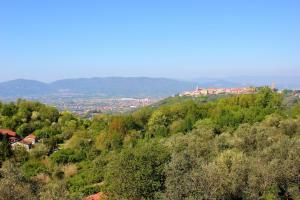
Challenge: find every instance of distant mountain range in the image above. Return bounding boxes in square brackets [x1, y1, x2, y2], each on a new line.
[0, 77, 196, 98]
[0, 76, 299, 99]
[0, 79, 52, 97]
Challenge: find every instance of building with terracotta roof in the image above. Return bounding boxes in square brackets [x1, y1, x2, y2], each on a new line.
[0, 129, 21, 144]
[0, 129, 17, 137]
[22, 134, 37, 145]
[11, 134, 37, 151]
[83, 192, 108, 200]
[0, 129, 38, 150]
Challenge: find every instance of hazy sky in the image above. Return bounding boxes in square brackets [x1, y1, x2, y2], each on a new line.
[0, 0, 299, 82]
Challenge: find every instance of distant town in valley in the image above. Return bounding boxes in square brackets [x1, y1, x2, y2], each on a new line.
[0, 94, 158, 116]
[38, 95, 156, 116]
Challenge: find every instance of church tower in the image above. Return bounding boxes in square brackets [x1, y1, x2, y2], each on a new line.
[271, 82, 276, 90]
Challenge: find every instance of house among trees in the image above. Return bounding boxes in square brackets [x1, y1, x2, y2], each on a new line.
[11, 134, 37, 151]
[0, 129, 37, 151]
[22, 134, 37, 145]
[0, 129, 19, 143]
[0, 129, 17, 137]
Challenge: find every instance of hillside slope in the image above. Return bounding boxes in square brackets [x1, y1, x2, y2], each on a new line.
[0, 79, 51, 97]
[1, 88, 300, 200]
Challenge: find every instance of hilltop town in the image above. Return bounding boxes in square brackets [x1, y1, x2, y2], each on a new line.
[179, 82, 284, 97]
[179, 86, 300, 108]
[180, 86, 257, 96]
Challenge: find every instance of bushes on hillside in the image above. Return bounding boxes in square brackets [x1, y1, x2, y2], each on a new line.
[2, 90, 300, 199]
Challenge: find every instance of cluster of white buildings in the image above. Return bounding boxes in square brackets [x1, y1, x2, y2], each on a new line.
[180, 87, 256, 97]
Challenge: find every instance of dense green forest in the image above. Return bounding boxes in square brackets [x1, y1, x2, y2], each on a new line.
[0, 88, 300, 200]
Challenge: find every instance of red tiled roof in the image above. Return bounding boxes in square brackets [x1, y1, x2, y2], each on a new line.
[24, 134, 36, 140]
[83, 192, 108, 200]
[21, 134, 36, 145]
[0, 129, 17, 137]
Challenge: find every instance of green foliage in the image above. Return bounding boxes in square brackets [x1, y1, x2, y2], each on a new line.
[1, 91, 300, 199]
[66, 156, 107, 195]
[35, 125, 61, 138]
[147, 110, 169, 137]
[29, 143, 49, 159]
[292, 102, 300, 116]
[0, 161, 37, 200]
[0, 137, 12, 164]
[16, 123, 34, 137]
[90, 114, 109, 132]
[0, 100, 61, 138]
[132, 107, 153, 129]
[21, 160, 48, 177]
[50, 149, 85, 164]
[12, 146, 29, 163]
[38, 181, 79, 200]
[161, 116, 300, 200]
[67, 168, 103, 195]
[104, 141, 170, 199]
[1, 102, 18, 117]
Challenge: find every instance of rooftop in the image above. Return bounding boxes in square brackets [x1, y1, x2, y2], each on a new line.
[0, 129, 17, 137]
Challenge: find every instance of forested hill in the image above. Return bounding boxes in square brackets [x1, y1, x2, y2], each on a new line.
[1, 88, 300, 200]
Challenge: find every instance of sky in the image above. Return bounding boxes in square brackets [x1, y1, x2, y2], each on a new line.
[0, 0, 299, 82]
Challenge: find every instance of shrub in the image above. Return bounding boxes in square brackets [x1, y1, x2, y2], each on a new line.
[21, 160, 48, 177]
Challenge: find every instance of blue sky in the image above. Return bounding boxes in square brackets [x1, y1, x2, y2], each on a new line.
[0, 0, 299, 82]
